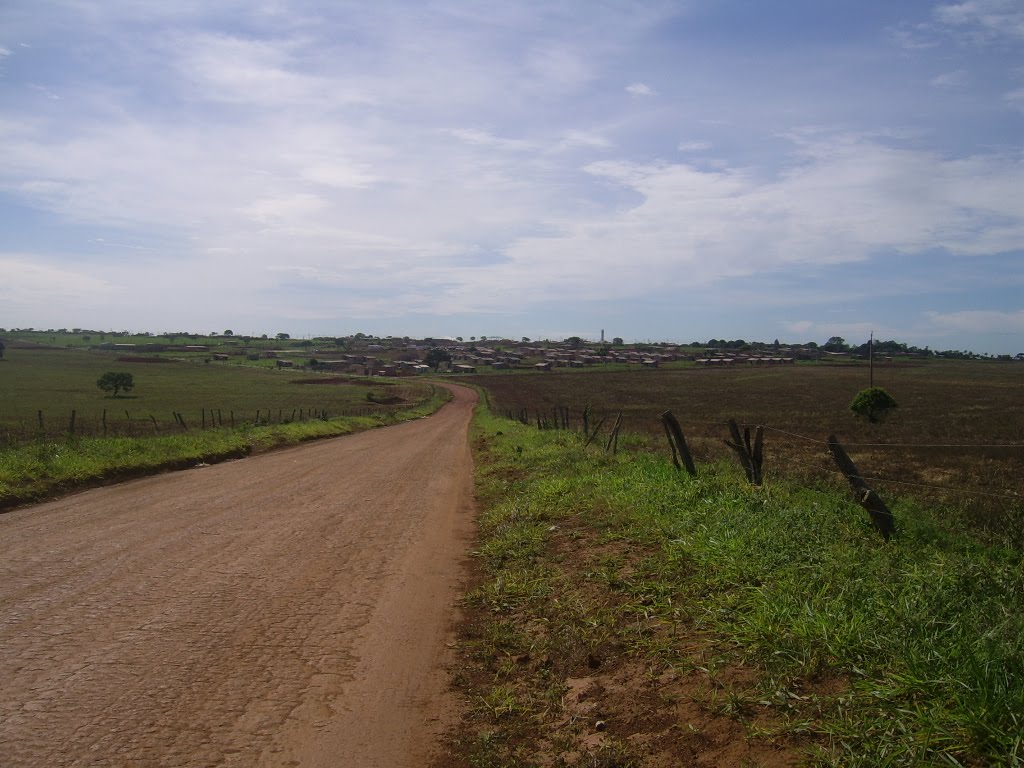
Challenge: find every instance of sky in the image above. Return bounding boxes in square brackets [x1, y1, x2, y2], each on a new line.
[1, 0, 1022, 353]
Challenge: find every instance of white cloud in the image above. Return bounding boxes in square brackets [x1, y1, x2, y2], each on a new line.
[525, 44, 592, 90]
[0, 0, 1019, 350]
[782, 320, 815, 336]
[300, 161, 378, 189]
[170, 32, 371, 108]
[931, 69, 969, 87]
[934, 0, 1024, 40]
[0, 255, 120, 304]
[557, 130, 612, 150]
[924, 309, 1024, 333]
[447, 128, 535, 151]
[1004, 88, 1024, 112]
[886, 23, 940, 51]
[238, 193, 329, 225]
[425, 134, 1024, 313]
[625, 82, 656, 97]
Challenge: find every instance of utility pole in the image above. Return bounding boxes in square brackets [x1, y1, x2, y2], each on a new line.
[869, 330, 874, 388]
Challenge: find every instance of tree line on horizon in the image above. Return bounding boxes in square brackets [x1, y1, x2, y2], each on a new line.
[0, 328, 1015, 361]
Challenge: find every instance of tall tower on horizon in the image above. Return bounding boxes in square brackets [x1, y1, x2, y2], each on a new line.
[601, 329, 605, 343]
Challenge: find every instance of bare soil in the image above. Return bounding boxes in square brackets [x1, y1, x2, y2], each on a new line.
[0, 384, 477, 767]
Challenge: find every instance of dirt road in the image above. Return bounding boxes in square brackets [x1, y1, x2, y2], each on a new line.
[0, 384, 477, 767]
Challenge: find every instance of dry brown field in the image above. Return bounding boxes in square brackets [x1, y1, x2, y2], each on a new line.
[462, 360, 1024, 541]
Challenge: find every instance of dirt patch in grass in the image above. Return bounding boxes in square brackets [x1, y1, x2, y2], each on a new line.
[552, 661, 805, 768]
[440, 507, 818, 767]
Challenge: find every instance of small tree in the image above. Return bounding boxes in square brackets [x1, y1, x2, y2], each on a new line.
[823, 336, 848, 352]
[850, 387, 897, 423]
[425, 348, 452, 370]
[97, 371, 135, 397]
[0, 339, 5, 359]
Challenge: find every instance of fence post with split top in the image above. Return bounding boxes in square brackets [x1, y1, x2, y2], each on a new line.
[827, 434, 895, 540]
[724, 419, 764, 485]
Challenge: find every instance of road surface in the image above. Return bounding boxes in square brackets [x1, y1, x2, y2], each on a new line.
[0, 384, 477, 767]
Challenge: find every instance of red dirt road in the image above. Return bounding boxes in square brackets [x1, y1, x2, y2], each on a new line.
[0, 385, 477, 767]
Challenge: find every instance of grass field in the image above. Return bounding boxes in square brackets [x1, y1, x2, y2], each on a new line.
[0, 345, 431, 443]
[441, 406, 1024, 767]
[0, 343, 447, 509]
[458, 360, 1024, 543]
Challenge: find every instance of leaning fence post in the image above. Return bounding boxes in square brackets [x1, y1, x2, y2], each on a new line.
[660, 410, 697, 476]
[827, 434, 895, 540]
[605, 412, 623, 453]
[584, 416, 607, 448]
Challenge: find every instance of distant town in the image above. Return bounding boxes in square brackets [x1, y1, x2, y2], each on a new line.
[1, 328, 1019, 378]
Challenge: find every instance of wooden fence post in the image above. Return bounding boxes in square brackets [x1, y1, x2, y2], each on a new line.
[102, 409, 107, 436]
[68, 410, 76, 436]
[605, 412, 623, 454]
[724, 419, 764, 485]
[827, 434, 895, 540]
[584, 416, 607, 448]
[660, 410, 697, 476]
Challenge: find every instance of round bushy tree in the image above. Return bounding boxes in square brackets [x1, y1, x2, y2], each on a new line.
[850, 387, 898, 423]
[97, 371, 134, 397]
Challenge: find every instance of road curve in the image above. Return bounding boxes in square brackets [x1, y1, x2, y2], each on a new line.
[0, 384, 477, 767]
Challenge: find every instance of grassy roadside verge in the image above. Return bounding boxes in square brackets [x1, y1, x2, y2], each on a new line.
[442, 407, 1023, 767]
[0, 383, 451, 512]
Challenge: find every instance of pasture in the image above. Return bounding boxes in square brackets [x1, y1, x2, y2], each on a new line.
[461, 360, 1024, 541]
[0, 344, 432, 443]
[450, 408, 1024, 767]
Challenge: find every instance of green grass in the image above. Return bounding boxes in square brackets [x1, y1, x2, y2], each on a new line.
[444, 408, 1024, 767]
[0, 345, 434, 443]
[0, 384, 450, 510]
[458, 361, 1024, 545]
